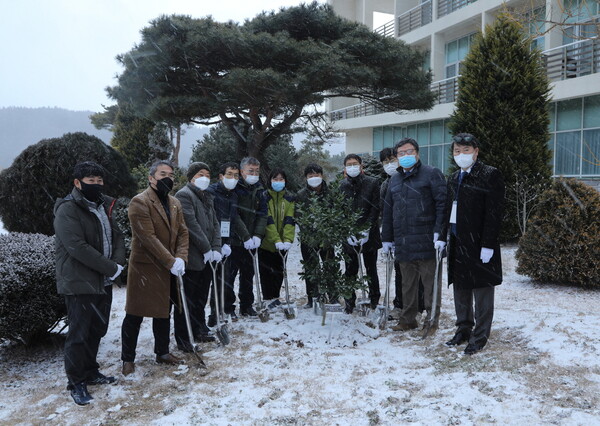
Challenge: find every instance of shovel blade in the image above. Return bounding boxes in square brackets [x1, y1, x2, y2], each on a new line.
[216, 326, 230, 346]
[258, 309, 270, 322]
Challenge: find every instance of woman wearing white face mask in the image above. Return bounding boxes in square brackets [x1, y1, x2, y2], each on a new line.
[258, 168, 296, 310]
[173, 162, 222, 347]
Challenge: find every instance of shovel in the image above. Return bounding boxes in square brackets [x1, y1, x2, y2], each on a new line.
[352, 245, 370, 317]
[278, 250, 296, 320]
[422, 248, 443, 339]
[251, 249, 270, 322]
[377, 250, 394, 330]
[176, 274, 207, 368]
[208, 261, 230, 345]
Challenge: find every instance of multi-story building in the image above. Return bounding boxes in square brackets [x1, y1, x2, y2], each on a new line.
[327, 0, 600, 184]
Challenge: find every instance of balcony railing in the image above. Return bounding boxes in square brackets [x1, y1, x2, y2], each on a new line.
[438, 0, 478, 19]
[430, 75, 460, 104]
[398, 1, 432, 36]
[543, 38, 600, 81]
[374, 18, 395, 38]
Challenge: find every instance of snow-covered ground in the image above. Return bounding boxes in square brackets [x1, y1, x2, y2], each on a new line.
[2, 244, 600, 425]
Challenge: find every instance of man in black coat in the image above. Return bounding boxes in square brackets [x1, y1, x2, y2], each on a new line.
[438, 133, 504, 355]
[340, 154, 382, 313]
[54, 161, 126, 405]
[381, 139, 447, 332]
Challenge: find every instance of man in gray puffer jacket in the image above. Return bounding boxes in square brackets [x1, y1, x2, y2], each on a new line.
[54, 161, 125, 406]
[381, 138, 447, 332]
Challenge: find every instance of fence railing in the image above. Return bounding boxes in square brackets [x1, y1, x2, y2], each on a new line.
[430, 75, 460, 105]
[397, 1, 432, 36]
[543, 38, 600, 81]
[438, 0, 478, 18]
[374, 18, 395, 37]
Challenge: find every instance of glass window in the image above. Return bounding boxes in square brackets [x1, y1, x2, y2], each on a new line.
[420, 146, 430, 165]
[582, 129, 600, 175]
[556, 98, 582, 131]
[584, 95, 600, 128]
[429, 144, 444, 171]
[548, 103, 556, 132]
[446, 40, 458, 64]
[430, 120, 445, 145]
[417, 123, 430, 145]
[373, 128, 383, 151]
[393, 127, 404, 145]
[407, 124, 417, 139]
[555, 131, 581, 175]
[444, 120, 454, 143]
[383, 127, 394, 148]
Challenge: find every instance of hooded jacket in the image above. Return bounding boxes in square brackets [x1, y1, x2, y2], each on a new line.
[260, 189, 296, 253]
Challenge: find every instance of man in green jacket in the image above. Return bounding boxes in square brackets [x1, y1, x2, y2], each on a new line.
[230, 157, 268, 316]
[54, 161, 126, 406]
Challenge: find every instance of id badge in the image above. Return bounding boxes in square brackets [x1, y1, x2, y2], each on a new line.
[449, 201, 457, 224]
[220, 220, 230, 238]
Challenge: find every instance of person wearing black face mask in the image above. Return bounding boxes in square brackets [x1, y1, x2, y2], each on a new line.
[54, 161, 126, 405]
[121, 160, 190, 377]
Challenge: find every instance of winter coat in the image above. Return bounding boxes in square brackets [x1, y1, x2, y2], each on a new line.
[231, 179, 268, 246]
[295, 181, 330, 248]
[175, 183, 221, 271]
[439, 160, 504, 289]
[205, 181, 244, 245]
[339, 174, 382, 252]
[380, 177, 391, 216]
[54, 188, 126, 295]
[125, 187, 189, 319]
[260, 189, 296, 253]
[381, 161, 447, 262]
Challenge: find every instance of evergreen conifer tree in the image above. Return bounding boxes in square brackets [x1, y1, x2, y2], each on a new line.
[448, 13, 552, 239]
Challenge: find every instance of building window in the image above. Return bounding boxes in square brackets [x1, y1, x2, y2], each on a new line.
[555, 131, 582, 175]
[582, 129, 600, 175]
[557, 98, 582, 131]
[526, 6, 546, 50]
[445, 33, 476, 79]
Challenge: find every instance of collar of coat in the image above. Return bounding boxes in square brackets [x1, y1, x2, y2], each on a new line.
[144, 186, 177, 228]
[399, 160, 422, 178]
[452, 159, 484, 181]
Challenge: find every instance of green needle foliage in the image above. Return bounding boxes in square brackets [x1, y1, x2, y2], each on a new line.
[448, 12, 552, 240]
[295, 178, 368, 324]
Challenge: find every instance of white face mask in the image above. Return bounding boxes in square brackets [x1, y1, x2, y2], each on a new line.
[244, 175, 259, 185]
[222, 177, 238, 190]
[194, 176, 210, 191]
[346, 165, 361, 178]
[454, 153, 475, 169]
[307, 176, 323, 188]
[383, 162, 399, 176]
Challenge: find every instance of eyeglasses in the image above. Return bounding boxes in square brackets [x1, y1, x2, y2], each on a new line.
[452, 135, 475, 144]
[397, 149, 416, 156]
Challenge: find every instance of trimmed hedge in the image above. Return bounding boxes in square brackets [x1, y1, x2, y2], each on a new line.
[516, 178, 600, 287]
[0, 132, 137, 236]
[0, 233, 66, 344]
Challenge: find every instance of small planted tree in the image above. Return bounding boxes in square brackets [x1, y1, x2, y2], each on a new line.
[295, 179, 368, 325]
[516, 178, 600, 287]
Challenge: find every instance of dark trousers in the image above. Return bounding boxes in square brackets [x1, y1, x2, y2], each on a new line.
[64, 286, 112, 386]
[398, 258, 438, 325]
[392, 260, 425, 312]
[300, 243, 335, 300]
[453, 285, 495, 347]
[258, 248, 285, 300]
[228, 246, 255, 311]
[344, 249, 381, 308]
[174, 268, 211, 347]
[209, 261, 236, 316]
[121, 279, 175, 362]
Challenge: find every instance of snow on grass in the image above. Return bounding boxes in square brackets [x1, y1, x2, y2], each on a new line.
[1, 244, 600, 425]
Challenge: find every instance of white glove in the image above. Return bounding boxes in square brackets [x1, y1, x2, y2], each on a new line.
[434, 240, 446, 251]
[480, 247, 494, 263]
[109, 264, 124, 281]
[282, 242, 292, 251]
[243, 239, 254, 250]
[382, 242, 394, 254]
[347, 236, 359, 246]
[275, 242, 285, 251]
[221, 244, 231, 257]
[211, 250, 223, 263]
[170, 258, 185, 276]
[203, 251, 213, 264]
[252, 236, 262, 249]
[433, 232, 440, 243]
[359, 230, 369, 246]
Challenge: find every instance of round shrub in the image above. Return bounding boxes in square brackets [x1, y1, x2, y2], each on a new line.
[0, 132, 137, 235]
[516, 178, 600, 287]
[0, 232, 66, 344]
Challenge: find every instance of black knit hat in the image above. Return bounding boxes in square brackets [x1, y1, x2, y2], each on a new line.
[187, 162, 210, 181]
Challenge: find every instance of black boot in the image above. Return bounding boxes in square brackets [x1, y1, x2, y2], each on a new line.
[70, 382, 93, 406]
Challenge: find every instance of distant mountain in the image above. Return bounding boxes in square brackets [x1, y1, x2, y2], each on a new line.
[0, 107, 209, 169]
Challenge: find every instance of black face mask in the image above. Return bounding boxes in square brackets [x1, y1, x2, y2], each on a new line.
[79, 182, 103, 202]
[155, 177, 174, 197]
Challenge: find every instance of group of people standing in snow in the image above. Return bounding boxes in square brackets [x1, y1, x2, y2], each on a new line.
[54, 132, 504, 406]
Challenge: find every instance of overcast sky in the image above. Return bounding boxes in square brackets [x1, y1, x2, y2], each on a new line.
[0, 0, 327, 112]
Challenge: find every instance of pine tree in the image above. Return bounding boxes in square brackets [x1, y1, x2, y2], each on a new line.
[448, 12, 552, 240]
